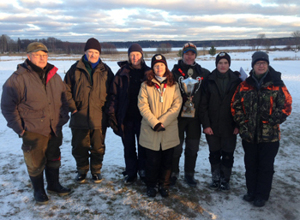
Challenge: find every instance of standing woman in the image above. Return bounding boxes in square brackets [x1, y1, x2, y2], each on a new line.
[138, 54, 182, 197]
[231, 51, 292, 207]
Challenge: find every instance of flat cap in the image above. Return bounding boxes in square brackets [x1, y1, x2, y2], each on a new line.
[27, 42, 48, 53]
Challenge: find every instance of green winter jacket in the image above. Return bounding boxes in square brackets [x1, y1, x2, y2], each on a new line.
[64, 56, 114, 131]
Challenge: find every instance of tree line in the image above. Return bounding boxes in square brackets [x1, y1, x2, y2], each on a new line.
[1, 31, 299, 54]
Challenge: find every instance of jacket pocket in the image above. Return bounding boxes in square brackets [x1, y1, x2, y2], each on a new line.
[21, 131, 35, 152]
[239, 122, 252, 142]
[75, 101, 82, 111]
[261, 122, 279, 142]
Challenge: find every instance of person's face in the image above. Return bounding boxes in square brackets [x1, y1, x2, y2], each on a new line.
[129, 52, 142, 68]
[253, 60, 268, 75]
[183, 51, 196, 65]
[27, 51, 48, 69]
[217, 58, 230, 74]
[85, 49, 100, 63]
[153, 62, 166, 77]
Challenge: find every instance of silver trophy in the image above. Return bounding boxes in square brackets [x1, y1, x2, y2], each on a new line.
[179, 69, 202, 117]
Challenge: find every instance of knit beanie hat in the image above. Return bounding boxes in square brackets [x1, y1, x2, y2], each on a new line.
[216, 52, 231, 66]
[182, 42, 197, 57]
[84, 38, 101, 53]
[128, 43, 143, 56]
[151, 54, 167, 69]
[251, 51, 269, 67]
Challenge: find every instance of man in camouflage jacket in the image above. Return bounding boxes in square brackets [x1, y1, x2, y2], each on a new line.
[231, 51, 292, 207]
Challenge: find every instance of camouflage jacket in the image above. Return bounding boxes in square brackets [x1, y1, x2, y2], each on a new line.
[231, 66, 292, 143]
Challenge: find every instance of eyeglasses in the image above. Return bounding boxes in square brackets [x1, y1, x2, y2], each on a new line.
[255, 61, 268, 66]
[183, 42, 196, 49]
[31, 53, 48, 58]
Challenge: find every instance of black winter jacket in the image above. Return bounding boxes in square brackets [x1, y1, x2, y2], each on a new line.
[107, 61, 150, 136]
[64, 56, 114, 131]
[200, 69, 241, 137]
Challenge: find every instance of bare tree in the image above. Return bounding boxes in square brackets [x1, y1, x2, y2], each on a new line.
[156, 43, 172, 53]
[202, 46, 207, 55]
[0, 34, 9, 53]
[291, 31, 300, 50]
[256, 34, 266, 51]
[102, 43, 118, 54]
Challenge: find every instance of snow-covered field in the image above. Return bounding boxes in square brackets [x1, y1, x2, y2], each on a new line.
[0, 50, 299, 220]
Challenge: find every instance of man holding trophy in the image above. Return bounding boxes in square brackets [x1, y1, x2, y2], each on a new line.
[171, 43, 210, 186]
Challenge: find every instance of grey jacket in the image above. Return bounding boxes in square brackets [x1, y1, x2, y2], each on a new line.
[64, 56, 114, 130]
[1, 60, 69, 137]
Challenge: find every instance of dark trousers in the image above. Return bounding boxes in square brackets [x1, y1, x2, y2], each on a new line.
[121, 119, 146, 178]
[242, 140, 279, 201]
[172, 118, 201, 175]
[22, 131, 62, 177]
[206, 134, 236, 182]
[71, 128, 106, 174]
[145, 147, 174, 188]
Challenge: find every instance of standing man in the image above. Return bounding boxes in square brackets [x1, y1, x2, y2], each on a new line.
[1, 42, 71, 204]
[171, 42, 210, 186]
[231, 51, 292, 207]
[107, 43, 150, 185]
[64, 38, 114, 184]
[200, 52, 241, 191]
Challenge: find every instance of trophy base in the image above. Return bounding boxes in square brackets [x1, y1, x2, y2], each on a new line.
[181, 106, 195, 118]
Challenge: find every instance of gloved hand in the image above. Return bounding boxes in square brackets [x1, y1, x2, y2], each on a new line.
[153, 123, 165, 132]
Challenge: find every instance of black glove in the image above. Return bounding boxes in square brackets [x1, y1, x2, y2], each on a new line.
[153, 123, 165, 132]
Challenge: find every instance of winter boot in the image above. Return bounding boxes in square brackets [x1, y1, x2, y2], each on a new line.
[29, 173, 49, 205]
[147, 187, 157, 197]
[220, 180, 230, 191]
[184, 173, 197, 187]
[158, 185, 169, 197]
[45, 167, 71, 196]
[253, 198, 266, 207]
[209, 163, 220, 190]
[243, 193, 255, 202]
[170, 172, 178, 186]
[220, 164, 232, 191]
[138, 170, 146, 184]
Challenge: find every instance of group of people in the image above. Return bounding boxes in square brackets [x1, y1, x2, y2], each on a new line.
[1, 38, 292, 208]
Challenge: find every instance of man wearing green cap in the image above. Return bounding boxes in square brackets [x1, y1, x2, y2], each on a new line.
[171, 42, 210, 187]
[1, 42, 71, 204]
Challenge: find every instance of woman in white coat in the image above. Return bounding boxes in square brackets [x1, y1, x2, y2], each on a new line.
[138, 54, 182, 197]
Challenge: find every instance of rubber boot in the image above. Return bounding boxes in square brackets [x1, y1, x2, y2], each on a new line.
[29, 173, 49, 205]
[209, 163, 220, 190]
[45, 167, 71, 196]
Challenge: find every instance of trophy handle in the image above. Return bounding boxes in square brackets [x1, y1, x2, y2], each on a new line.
[178, 76, 184, 93]
[193, 77, 202, 94]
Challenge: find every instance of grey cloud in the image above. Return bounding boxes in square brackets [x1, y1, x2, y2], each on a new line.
[0, 0, 299, 42]
[262, 0, 299, 4]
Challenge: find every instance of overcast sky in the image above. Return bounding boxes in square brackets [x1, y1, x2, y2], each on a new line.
[0, 0, 299, 43]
